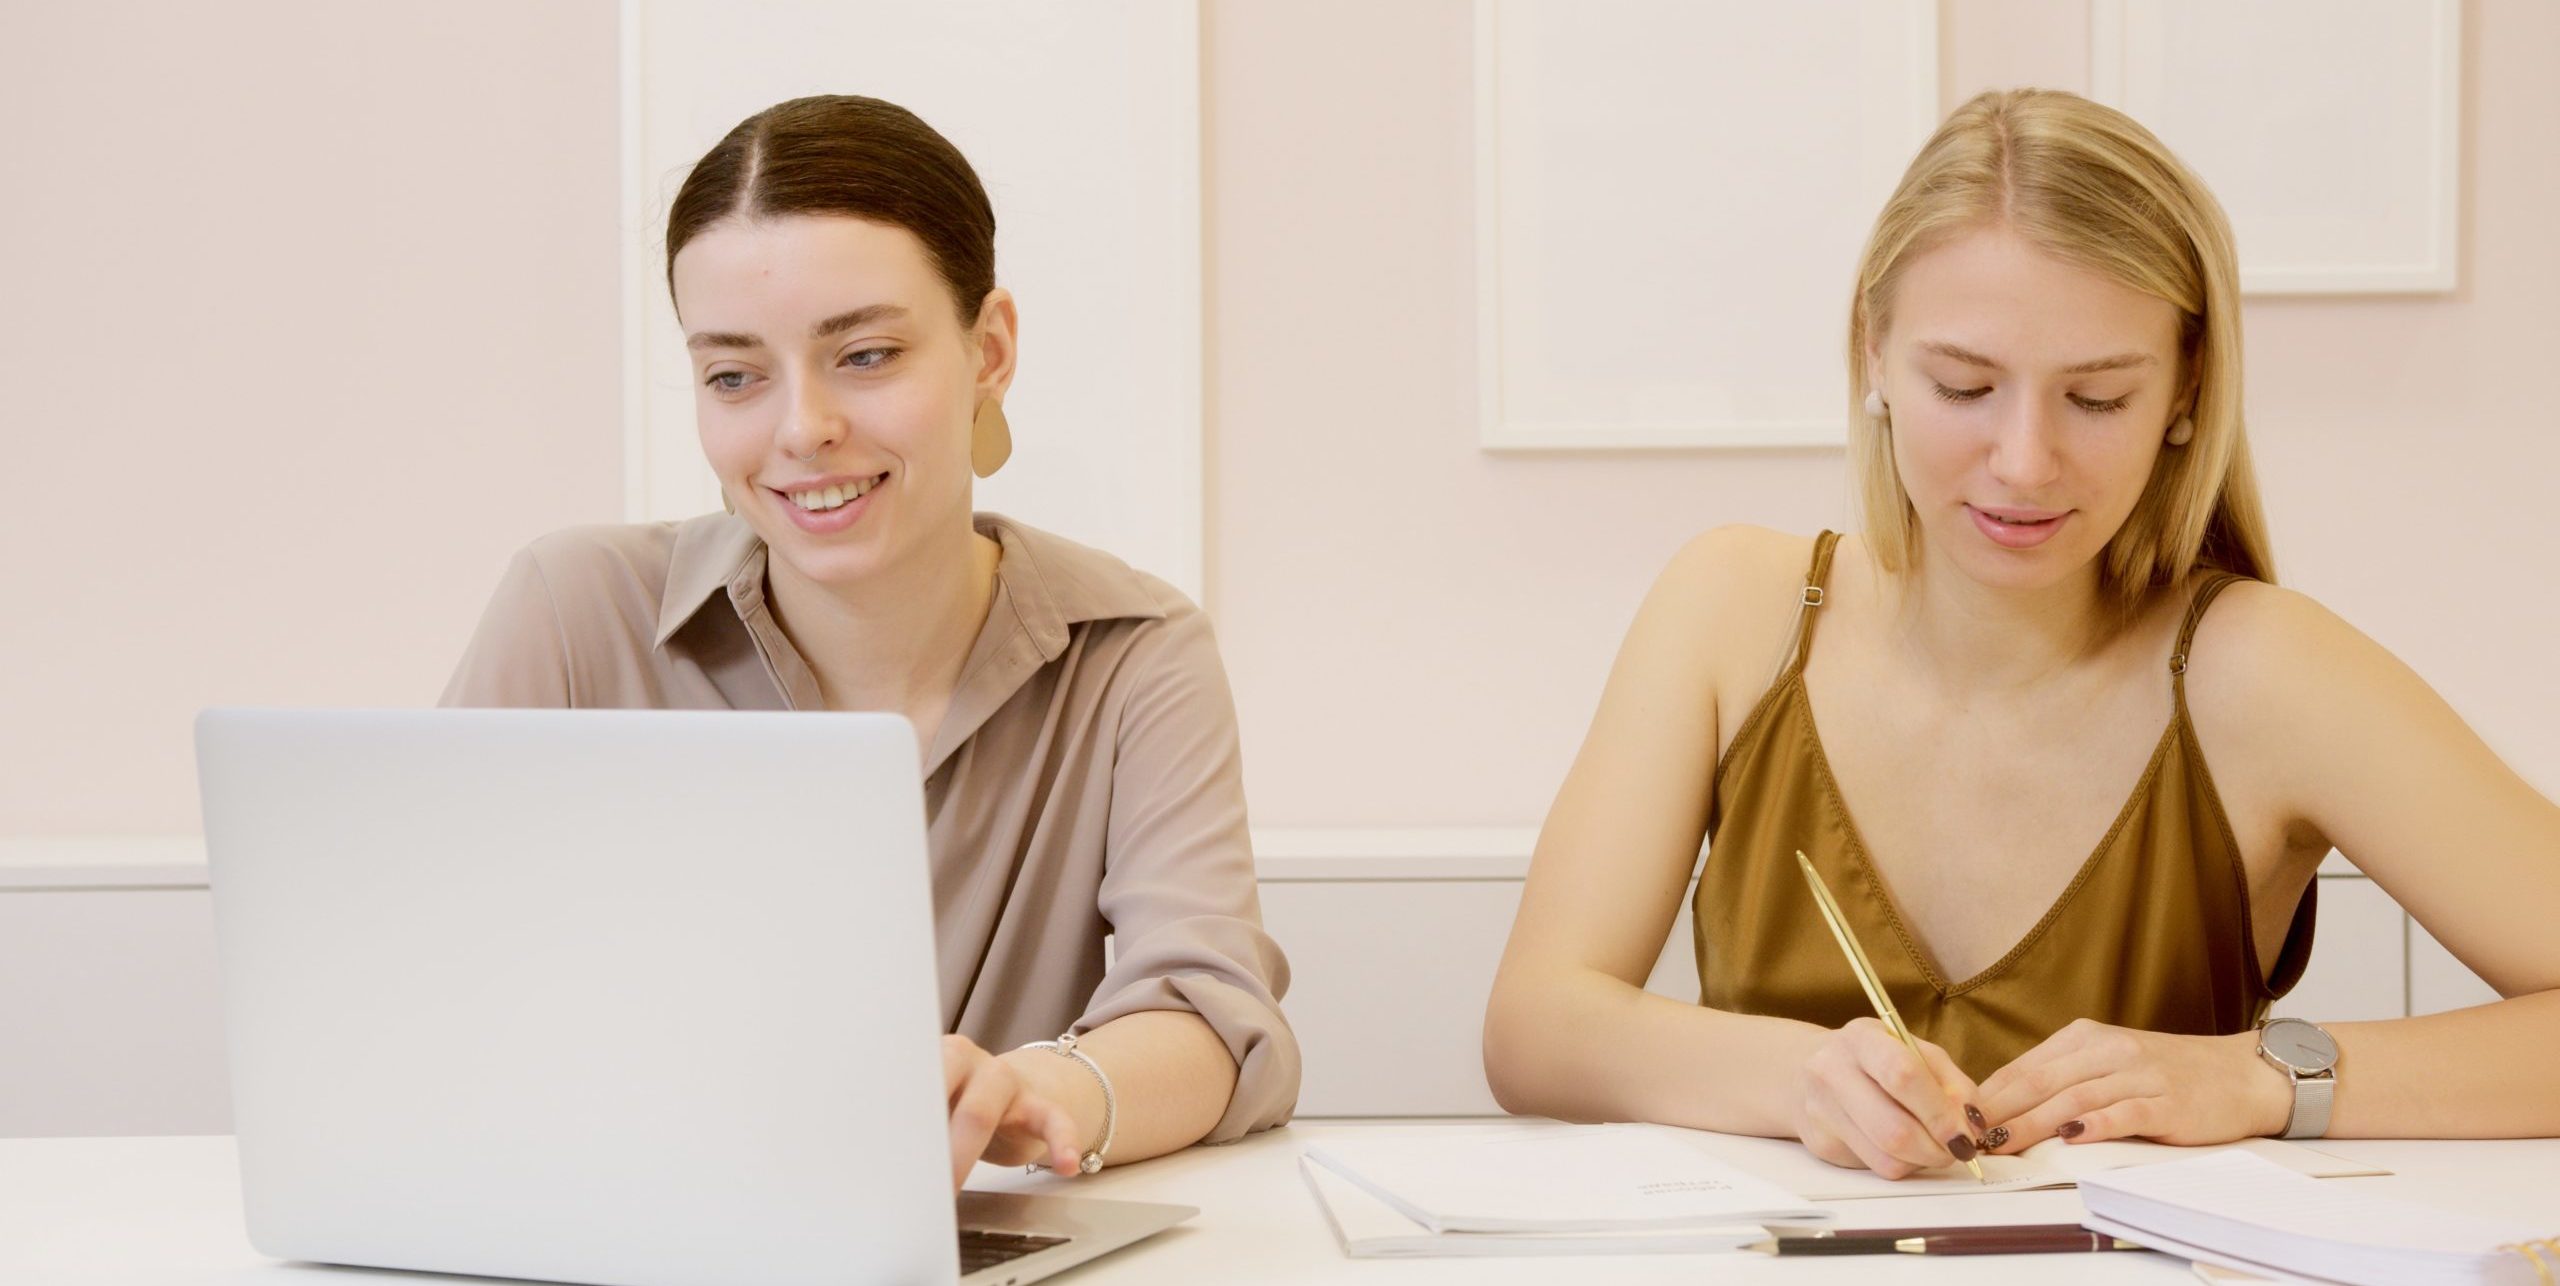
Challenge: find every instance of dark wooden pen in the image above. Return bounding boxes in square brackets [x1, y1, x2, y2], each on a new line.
[1745, 1223, 2148, 1256]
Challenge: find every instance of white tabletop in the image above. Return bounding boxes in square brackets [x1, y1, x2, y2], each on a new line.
[7, 1122, 2558, 1284]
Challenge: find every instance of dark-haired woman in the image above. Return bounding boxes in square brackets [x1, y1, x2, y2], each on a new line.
[443, 95, 1299, 1186]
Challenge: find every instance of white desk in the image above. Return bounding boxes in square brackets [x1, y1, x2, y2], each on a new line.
[7, 1123, 2558, 1284]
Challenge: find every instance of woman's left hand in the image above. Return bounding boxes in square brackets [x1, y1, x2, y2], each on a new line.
[1973, 1019, 2292, 1151]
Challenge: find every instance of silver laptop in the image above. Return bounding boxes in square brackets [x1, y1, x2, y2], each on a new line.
[196, 708, 1192, 1286]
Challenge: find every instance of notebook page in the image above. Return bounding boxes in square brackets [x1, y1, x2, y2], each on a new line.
[1296, 1159, 1769, 1258]
[2040, 1136, 2385, 1182]
[1685, 1132, 2388, 1201]
[1684, 1129, 2068, 1198]
[1300, 1124, 1830, 1233]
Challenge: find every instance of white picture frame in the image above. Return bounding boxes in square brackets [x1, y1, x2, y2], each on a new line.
[1474, 0, 1940, 451]
[2090, 0, 2462, 295]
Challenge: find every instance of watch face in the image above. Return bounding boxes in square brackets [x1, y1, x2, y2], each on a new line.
[2262, 1019, 2339, 1074]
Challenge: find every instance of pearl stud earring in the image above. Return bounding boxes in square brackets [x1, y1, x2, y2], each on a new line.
[2167, 416, 2195, 446]
[1863, 390, 1887, 420]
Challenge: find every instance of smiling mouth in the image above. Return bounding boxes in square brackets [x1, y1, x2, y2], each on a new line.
[780, 473, 889, 512]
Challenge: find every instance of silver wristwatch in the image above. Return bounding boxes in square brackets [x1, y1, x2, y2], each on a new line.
[2255, 1016, 2339, 1139]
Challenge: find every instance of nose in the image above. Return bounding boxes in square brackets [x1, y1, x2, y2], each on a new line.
[775, 370, 847, 462]
[1985, 397, 2064, 494]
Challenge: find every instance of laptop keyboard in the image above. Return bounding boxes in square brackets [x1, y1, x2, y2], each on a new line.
[957, 1227, 1071, 1274]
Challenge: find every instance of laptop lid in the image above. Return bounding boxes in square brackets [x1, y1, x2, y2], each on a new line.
[198, 708, 958, 1286]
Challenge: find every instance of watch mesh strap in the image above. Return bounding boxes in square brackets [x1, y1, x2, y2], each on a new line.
[2282, 1072, 2335, 1139]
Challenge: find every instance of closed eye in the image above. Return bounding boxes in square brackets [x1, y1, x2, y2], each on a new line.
[1932, 382, 1991, 404]
[2071, 393, 2133, 414]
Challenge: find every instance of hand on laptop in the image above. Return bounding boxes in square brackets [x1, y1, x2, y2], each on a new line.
[944, 1034, 1094, 1189]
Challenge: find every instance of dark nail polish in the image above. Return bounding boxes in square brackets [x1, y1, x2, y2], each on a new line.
[2058, 1119, 2086, 1140]
[1965, 1104, 1988, 1133]
[1947, 1134, 1978, 1162]
[1982, 1125, 2011, 1148]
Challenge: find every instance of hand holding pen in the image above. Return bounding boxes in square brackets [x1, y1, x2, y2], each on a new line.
[1792, 850, 1996, 1183]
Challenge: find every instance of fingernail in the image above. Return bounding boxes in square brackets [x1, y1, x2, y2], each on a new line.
[1965, 1104, 1987, 1133]
[2058, 1119, 2085, 1140]
[1982, 1125, 2011, 1149]
[1947, 1134, 1978, 1162]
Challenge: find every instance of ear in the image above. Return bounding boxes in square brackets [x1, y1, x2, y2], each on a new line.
[1863, 341, 1887, 400]
[971, 287, 1019, 402]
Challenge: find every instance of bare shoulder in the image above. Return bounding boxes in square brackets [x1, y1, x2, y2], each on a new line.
[2181, 579, 2393, 714]
[1645, 524, 1824, 697]
[1656, 524, 1815, 604]
[2181, 577, 2439, 820]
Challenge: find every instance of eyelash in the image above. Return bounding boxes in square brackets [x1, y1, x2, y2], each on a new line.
[1929, 383, 2133, 414]
[701, 347, 902, 392]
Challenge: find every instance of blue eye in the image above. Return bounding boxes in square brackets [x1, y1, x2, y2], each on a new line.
[1932, 383, 1991, 403]
[842, 347, 901, 371]
[705, 370, 753, 392]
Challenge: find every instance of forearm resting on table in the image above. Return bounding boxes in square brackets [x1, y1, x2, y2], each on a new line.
[1484, 963, 1828, 1138]
[999, 1009, 1238, 1165]
[2320, 989, 2560, 1138]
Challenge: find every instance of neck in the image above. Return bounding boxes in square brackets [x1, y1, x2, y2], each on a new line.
[765, 516, 1003, 716]
[1888, 539, 2107, 696]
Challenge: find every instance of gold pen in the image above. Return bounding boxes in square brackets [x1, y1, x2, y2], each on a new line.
[1794, 849, 1988, 1184]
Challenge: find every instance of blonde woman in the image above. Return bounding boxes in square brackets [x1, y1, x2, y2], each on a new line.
[1483, 89, 2560, 1177]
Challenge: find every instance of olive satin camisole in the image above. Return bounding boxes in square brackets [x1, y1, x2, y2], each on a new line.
[1693, 531, 2315, 1079]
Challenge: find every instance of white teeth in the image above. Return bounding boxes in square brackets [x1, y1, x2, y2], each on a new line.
[789, 474, 884, 512]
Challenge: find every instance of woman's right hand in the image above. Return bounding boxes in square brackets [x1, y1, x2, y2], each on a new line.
[1791, 1018, 1987, 1178]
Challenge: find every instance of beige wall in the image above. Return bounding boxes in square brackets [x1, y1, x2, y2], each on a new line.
[1207, 0, 2560, 830]
[0, 3, 623, 834]
[5, 1, 2552, 839]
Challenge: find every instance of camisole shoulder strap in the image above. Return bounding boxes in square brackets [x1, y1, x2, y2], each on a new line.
[1786, 529, 1843, 675]
[2170, 569, 2249, 698]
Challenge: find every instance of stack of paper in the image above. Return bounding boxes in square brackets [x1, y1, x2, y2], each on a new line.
[2080, 1151, 2557, 1285]
[1298, 1125, 1829, 1258]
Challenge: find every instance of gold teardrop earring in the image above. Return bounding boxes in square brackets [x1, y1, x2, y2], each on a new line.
[971, 399, 1013, 477]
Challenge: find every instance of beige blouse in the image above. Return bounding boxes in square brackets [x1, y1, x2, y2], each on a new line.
[440, 511, 1299, 1141]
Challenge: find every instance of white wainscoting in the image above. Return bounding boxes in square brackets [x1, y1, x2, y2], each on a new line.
[0, 831, 2498, 1137]
[1473, 0, 1938, 450]
[1262, 831, 2454, 1118]
[622, 0, 1205, 598]
[2090, 0, 2462, 293]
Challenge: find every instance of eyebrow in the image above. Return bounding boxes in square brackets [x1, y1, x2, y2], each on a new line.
[684, 303, 913, 352]
[1919, 340, 2157, 375]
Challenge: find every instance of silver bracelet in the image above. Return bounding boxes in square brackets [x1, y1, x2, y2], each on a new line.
[1018, 1032, 1116, 1174]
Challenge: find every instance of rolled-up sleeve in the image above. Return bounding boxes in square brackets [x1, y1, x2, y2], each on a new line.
[439, 545, 574, 708]
[1074, 605, 1301, 1140]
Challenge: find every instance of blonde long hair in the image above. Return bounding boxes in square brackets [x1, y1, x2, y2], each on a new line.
[1847, 88, 2275, 623]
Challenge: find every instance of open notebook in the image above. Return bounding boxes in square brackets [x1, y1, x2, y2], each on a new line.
[1300, 1125, 1829, 1235]
[1297, 1159, 1791, 1258]
[1295, 1123, 2381, 1257]
[1683, 1126, 2384, 1200]
[2080, 1152, 2560, 1286]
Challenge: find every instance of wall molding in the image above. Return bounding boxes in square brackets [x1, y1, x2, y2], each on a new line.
[0, 828, 2367, 891]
